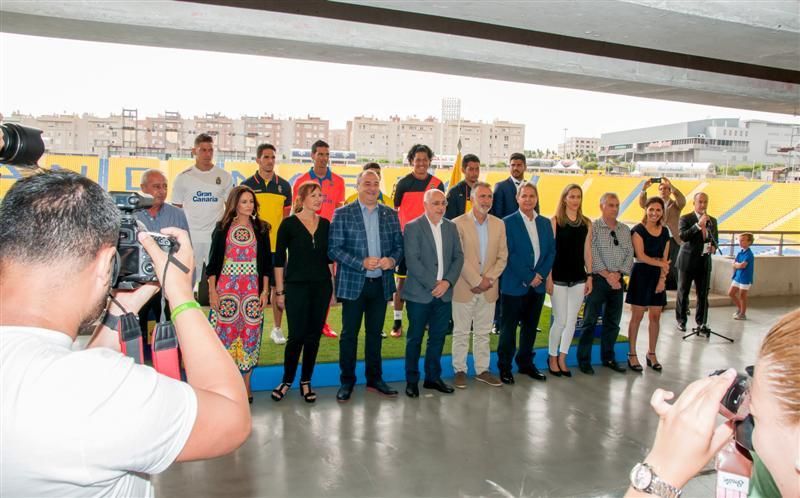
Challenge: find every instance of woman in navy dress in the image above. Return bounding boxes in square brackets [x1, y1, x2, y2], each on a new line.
[625, 197, 671, 372]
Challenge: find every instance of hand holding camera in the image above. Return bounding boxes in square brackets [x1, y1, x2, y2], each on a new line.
[137, 227, 195, 305]
[638, 369, 738, 490]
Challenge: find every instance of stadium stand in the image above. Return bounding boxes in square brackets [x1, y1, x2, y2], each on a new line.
[1, 158, 798, 244]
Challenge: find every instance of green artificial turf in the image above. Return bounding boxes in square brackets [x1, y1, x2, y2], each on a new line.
[254, 303, 559, 366]
[171, 301, 627, 366]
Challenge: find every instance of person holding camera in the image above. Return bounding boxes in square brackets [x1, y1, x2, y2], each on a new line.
[626, 308, 800, 498]
[207, 186, 273, 404]
[638, 176, 685, 290]
[0, 170, 251, 497]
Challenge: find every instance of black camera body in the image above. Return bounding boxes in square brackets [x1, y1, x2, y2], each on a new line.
[710, 368, 755, 452]
[110, 191, 179, 290]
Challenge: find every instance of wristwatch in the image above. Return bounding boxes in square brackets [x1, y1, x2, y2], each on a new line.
[630, 462, 682, 498]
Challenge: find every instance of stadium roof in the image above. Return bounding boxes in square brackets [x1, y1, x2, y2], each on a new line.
[1, 0, 798, 114]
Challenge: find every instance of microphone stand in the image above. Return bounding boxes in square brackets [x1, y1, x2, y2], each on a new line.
[682, 220, 734, 342]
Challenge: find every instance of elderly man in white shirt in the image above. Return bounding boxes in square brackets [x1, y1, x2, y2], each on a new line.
[402, 189, 464, 397]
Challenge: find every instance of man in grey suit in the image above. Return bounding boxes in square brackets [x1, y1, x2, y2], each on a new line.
[402, 189, 464, 397]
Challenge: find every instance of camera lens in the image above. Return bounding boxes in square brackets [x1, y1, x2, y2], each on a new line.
[0, 123, 45, 166]
[721, 375, 750, 414]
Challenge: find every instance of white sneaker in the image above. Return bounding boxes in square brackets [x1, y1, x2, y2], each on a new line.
[270, 327, 287, 345]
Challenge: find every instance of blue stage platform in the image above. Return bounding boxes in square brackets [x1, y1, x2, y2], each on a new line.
[250, 342, 630, 391]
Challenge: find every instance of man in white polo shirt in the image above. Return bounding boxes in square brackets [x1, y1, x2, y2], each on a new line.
[171, 133, 233, 283]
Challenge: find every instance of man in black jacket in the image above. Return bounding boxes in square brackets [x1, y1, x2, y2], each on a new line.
[445, 154, 481, 220]
[675, 192, 718, 331]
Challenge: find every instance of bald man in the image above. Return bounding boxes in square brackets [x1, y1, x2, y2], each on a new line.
[402, 189, 464, 397]
[136, 169, 190, 359]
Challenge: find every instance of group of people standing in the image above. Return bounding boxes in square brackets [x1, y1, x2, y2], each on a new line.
[144, 133, 738, 404]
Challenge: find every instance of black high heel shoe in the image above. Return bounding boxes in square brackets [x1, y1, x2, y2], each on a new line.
[627, 353, 643, 373]
[558, 358, 572, 378]
[300, 381, 317, 403]
[646, 352, 663, 372]
[548, 357, 562, 377]
[271, 383, 290, 402]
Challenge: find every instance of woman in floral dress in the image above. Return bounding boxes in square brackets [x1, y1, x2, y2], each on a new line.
[207, 186, 272, 403]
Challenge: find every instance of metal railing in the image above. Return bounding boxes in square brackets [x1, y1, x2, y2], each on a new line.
[717, 230, 800, 256]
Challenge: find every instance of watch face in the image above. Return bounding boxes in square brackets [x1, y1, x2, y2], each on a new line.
[631, 463, 653, 490]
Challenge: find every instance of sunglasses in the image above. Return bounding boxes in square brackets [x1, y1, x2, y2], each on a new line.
[610, 230, 619, 246]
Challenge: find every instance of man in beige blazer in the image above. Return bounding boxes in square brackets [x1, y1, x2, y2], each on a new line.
[452, 181, 508, 388]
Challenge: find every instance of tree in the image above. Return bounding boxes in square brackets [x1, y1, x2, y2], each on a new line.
[583, 161, 599, 170]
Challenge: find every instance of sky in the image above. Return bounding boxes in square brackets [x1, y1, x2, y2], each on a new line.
[1, 33, 797, 152]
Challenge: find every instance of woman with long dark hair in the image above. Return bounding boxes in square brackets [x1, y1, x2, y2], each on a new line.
[625, 197, 671, 372]
[546, 184, 593, 378]
[271, 181, 334, 403]
[207, 185, 272, 403]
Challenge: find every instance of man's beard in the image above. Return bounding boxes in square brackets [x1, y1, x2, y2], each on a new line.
[77, 270, 113, 336]
[77, 295, 108, 336]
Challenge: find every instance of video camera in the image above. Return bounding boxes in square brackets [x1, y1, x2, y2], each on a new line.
[0, 123, 45, 167]
[110, 191, 179, 290]
[0, 122, 180, 290]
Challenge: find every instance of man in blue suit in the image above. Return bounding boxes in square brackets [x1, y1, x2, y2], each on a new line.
[329, 170, 404, 401]
[402, 189, 464, 397]
[489, 152, 536, 335]
[498, 182, 555, 384]
[490, 152, 538, 219]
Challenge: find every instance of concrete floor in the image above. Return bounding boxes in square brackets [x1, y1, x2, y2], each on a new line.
[153, 297, 797, 497]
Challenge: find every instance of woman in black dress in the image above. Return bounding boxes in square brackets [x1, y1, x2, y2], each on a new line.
[625, 197, 671, 372]
[270, 181, 334, 403]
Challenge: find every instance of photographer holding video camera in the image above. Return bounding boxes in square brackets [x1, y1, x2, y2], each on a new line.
[625, 308, 799, 498]
[0, 163, 251, 495]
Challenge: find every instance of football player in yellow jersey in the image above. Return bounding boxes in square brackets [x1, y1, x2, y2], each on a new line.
[344, 162, 393, 207]
[242, 143, 292, 345]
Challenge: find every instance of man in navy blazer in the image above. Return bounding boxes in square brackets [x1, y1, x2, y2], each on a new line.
[402, 189, 464, 397]
[497, 182, 555, 384]
[329, 170, 404, 401]
[489, 152, 536, 335]
[490, 152, 538, 219]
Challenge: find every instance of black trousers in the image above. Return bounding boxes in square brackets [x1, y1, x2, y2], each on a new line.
[665, 237, 680, 291]
[138, 292, 171, 361]
[497, 288, 546, 373]
[676, 257, 710, 327]
[576, 277, 624, 365]
[339, 278, 387, 386]
[283, 280, 332, 384]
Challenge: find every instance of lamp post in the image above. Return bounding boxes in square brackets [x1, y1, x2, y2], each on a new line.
[723, 149, 729, 177]
[563, 128, 568, 159]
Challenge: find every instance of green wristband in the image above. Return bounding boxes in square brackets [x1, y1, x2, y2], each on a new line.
[171, 300, 202, 320]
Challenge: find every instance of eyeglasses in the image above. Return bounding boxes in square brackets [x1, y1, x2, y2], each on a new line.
[610, 230, 619, 246]
[429, 201, 448, 207]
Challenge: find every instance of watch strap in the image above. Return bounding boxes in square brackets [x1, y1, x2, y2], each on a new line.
[649, 476, 682, 498]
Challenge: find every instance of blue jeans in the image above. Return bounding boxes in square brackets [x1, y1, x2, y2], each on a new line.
[405, 298, 451, 384]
